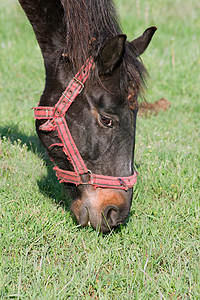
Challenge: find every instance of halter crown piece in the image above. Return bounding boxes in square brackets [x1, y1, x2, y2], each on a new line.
[34, 57, 138, 190]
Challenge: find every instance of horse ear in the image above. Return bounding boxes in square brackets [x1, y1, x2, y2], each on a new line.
[131, 27, 157, 57]
[97, 35, 127, 75]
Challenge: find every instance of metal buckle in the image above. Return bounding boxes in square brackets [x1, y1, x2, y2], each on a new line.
[81, 170, 93, 185]
[73, 77, 84, 94]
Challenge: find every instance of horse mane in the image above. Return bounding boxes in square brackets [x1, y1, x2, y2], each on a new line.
[60, 0, 146, 106]
[61, 0, 120, 67]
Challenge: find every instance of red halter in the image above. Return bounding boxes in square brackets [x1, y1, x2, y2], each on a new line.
[34, 57, 137, 190]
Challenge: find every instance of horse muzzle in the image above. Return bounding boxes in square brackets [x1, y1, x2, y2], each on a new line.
[70, 187, 132, 233]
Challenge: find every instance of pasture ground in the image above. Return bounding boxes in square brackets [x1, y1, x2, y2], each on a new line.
[0, 0, 200, 298]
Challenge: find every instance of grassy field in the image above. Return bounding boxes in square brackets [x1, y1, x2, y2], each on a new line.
[0, 0, 199, 298]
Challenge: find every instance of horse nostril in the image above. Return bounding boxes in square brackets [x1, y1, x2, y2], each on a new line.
[79, 206, 89, 226]
[102, 205, 119, 228]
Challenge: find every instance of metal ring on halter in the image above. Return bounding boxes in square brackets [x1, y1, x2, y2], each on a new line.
[87, 169, 94, 185]
[81, 169, 94, 185]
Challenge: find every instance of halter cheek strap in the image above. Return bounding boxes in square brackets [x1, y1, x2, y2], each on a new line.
[34, 57, 138, 190]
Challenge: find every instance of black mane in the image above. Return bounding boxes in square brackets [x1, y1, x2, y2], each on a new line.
[60, 0, 146, 104]
[61, 0, 120, 66]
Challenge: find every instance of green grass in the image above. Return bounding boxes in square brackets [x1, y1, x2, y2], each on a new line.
[0, 0, 200, 298]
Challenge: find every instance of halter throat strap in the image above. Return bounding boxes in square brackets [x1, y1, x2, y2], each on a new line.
[34, 57, 137, 190]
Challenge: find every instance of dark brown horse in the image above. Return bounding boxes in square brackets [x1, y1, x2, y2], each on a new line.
[18, 0, 156, 233]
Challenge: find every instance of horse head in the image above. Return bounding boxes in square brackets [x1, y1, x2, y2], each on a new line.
[19, 0, 156, 232]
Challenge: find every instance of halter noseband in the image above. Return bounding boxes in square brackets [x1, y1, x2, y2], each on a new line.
[34, 57, 137, 190]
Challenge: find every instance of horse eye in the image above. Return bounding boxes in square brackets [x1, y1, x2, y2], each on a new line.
[99, 114, 114, 128]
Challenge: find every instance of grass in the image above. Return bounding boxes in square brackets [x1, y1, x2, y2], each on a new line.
[0, 0, 200, 298]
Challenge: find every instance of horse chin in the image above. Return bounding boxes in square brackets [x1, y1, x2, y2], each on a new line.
[70, 186, 132, 233]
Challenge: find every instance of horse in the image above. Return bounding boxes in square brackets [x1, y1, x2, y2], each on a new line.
[18, 0, 156, 233]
